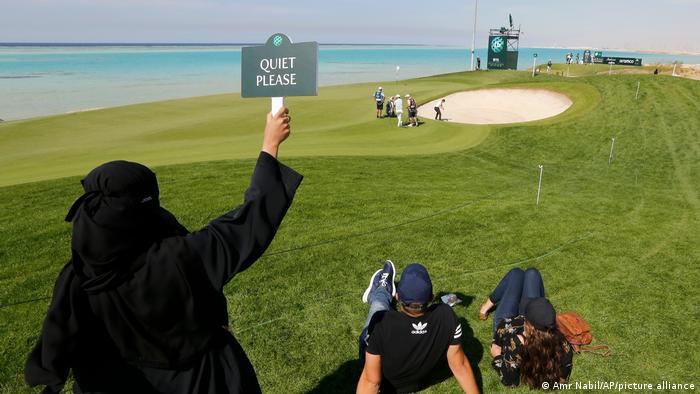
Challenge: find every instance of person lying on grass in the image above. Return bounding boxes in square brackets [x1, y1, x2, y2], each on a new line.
[357, 261, 480, 394]
[25, 108, 302, 394]
[479, 268, 573, 389]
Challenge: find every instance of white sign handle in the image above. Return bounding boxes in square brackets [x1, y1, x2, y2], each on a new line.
[271, 97, 284, 115]
[271, 35, 293, 116]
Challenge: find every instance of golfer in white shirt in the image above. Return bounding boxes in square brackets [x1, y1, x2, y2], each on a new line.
[434, 98, 445, 120]
[394, 95, 404, 127]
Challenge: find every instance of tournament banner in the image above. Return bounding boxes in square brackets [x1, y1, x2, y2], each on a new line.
[593, 56, 642, 66]
[487, 35, 507, 70]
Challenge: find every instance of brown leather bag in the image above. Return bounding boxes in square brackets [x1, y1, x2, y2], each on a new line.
[557, 311, 611, 356]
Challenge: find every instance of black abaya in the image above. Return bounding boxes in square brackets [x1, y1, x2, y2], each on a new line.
[25, 152, 303, 393]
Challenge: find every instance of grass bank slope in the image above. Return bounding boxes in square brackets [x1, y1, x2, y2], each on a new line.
[1, 72, 699, 393]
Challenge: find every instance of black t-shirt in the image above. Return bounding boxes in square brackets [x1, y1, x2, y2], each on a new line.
[365, 304, 462, 393]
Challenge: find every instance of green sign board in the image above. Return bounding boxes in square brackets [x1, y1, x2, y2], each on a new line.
[487, 36, 507, 69]
[487, 35, 518, 70]
[594, 51, 603, 58]
[241, 33, 319, 98]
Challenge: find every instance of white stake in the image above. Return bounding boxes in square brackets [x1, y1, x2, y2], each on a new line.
[609, 62, 613, 75]
[608, 137, 616, 165]
[672, 62, 677, 77]
[635, 81, 640, 100]
[536, 165, 544, 206]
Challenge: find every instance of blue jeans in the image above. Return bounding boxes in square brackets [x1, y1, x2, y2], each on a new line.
[489, 268, 545, 333]
[358, 285, 393, 363]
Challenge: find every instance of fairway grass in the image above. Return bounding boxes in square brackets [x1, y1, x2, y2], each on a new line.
[1, 71, 699, 393]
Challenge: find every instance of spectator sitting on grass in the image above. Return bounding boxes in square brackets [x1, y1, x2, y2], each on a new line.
[479, 268, 574, 389]
[357, 261, 480, 394]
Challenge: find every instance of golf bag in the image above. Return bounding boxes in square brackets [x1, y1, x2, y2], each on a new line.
[385, 101, 395, 117]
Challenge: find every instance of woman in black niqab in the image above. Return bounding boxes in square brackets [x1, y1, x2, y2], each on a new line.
[25, 109, 301, 394]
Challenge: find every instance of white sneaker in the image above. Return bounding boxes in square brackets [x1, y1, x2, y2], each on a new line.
[362, 269, 383, 303]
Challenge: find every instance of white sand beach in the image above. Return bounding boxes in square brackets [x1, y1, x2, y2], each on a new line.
[418, 89, 573, 124]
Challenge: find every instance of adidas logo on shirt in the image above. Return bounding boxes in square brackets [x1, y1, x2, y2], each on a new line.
[454, 324, 462, 339]
[411, 322, 428, 335]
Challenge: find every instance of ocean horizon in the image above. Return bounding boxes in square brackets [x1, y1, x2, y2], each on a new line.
[2, 43, 699, 121]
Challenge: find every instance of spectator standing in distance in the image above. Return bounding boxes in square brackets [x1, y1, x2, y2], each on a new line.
[476, 57, 481, 70]
[433, 98, 446, 120]
[356, 261, 480, 394]
[373, 87, 385, 118]
[547, 60, 552, 73]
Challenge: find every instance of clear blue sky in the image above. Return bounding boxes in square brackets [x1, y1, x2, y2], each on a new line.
[1, 0, 697, 52]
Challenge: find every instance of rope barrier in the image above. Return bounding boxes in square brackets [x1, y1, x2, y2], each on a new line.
[0, 189, 506, 310]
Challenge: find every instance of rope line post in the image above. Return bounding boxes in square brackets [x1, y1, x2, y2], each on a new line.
[536, 164, 544, 206]
[635, 81, 640, 100]
[608, 137, 616, 165]
[532, 53, 538, 77]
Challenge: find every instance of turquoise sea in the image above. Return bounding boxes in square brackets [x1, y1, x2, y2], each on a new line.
[1, 44, 699, 120]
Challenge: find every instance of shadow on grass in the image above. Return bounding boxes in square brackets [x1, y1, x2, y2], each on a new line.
[306, 359, 359, 394]
[307, 293, 484, 393]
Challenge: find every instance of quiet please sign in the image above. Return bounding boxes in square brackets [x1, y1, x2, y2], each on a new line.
[241, 33, 319, 98]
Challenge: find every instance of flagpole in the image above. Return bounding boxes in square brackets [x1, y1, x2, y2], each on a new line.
[470, 0, 478, 71]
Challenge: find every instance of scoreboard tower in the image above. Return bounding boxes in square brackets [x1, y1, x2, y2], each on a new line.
[487, 14, 521, 70]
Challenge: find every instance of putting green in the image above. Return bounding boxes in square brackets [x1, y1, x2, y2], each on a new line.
[0, 72, 597, 187]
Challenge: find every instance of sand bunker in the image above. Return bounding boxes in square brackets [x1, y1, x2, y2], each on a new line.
[418, 89, 573, 124]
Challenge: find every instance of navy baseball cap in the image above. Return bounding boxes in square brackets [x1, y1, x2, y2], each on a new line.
[397, 263, 433, 304]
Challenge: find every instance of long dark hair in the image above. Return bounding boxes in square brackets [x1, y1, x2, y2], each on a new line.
[520, 321, 568, 389]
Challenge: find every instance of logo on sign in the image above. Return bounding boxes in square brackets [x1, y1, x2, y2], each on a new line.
[491, 37, 505, 53]
[273, 35, 283, 47]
